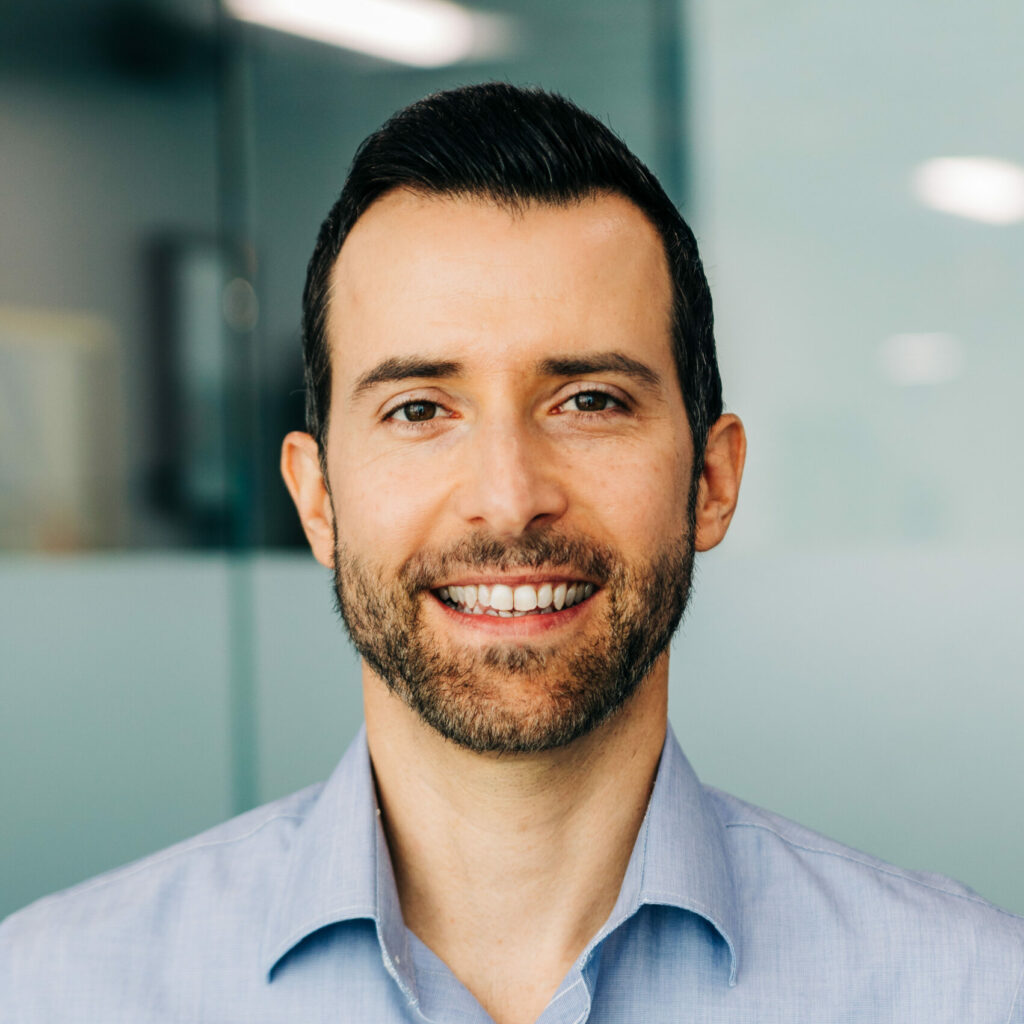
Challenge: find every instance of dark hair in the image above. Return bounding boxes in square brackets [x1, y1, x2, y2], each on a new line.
[301, 82, 722, 469]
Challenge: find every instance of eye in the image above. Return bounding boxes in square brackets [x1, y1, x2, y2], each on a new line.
[558, 390, 624, 413]
[386, 400, 447, 423]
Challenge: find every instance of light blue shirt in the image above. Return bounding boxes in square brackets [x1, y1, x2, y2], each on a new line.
[2, 724, 1022, 1022]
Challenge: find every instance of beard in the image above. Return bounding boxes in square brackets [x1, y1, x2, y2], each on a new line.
[332, 520, 695, 754]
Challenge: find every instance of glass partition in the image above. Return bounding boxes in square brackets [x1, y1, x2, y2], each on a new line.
[0, 0, 689, 916]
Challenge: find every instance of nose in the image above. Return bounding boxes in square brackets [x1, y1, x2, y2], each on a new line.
[453, 415, 569, 536]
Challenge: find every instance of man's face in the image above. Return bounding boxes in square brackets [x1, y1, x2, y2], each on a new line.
[320, 190, 696, 753]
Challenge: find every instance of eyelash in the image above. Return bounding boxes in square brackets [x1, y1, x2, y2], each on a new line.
[554, 389, 628, 415]
[382, 387, 629, 427]
[384, 400, 452, 424]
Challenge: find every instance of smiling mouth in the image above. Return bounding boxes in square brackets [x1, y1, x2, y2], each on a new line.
[434, 580, 596, 617]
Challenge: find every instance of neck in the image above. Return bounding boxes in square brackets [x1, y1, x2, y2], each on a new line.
[364, 659, 668, 1024]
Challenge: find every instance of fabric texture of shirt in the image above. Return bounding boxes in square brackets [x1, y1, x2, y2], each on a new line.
[2, 724, 1022, 1022]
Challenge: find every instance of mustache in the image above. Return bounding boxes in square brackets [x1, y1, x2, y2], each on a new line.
[398, 531, 617, 592]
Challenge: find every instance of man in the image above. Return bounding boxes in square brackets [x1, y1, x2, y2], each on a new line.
[2, 83, 1022, 1022]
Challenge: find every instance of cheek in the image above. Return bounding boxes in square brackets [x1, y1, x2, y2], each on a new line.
[569, 436, 691, 550]
[617, 473, 687, 546]
[328, 444, 453, 559]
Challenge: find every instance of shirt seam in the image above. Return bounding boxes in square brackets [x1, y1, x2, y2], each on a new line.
[375, 827, 418, 1010]
[26, 812, 308, 909]
[268, 902, 377, 971]
[724, 820, 1024, 920]
[1006, 952, 1024, 1024]
[636, 804, 652, 903]
[543, 974, 585, 1013]
[636, 889, 739, 987]
[639, 889, 720, 922]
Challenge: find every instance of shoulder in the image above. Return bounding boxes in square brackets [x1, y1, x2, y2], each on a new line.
[0, 783, 323, 1014]
[2, 782, 323, 931]
[705, 786, 1024, 1014]
[707, 785, 1023, 924]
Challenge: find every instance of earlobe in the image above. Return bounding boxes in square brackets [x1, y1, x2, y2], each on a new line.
[693, 414, 746, 552]
[280, 431, 336, 569]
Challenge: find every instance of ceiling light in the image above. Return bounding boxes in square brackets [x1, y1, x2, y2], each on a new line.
[911, 157, 1024, 225]
[223, 0, 511, 68]
[879, 333, 964, 386]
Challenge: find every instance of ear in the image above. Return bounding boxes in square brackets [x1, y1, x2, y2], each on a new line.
[280, 431, 335, 569]
[693, 414, 746, 552]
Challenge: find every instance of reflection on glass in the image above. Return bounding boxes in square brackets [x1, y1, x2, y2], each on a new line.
[223, 0, 513, 67]
[0, 307, 118, 549]
[912, 156, 1024, 225]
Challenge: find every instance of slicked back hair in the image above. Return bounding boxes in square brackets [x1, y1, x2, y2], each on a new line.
[301, 82, 722, 474]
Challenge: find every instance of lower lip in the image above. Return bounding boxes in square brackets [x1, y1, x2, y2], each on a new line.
[428, 592, 595, 637]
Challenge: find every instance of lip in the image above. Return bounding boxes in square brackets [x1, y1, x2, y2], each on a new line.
[426, 589, 596, 638]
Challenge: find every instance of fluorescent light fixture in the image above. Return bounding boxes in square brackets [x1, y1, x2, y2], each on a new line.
[879, 332, 964, 386]
[223, 0, 511, 67]
[911, 156, 1024, 225]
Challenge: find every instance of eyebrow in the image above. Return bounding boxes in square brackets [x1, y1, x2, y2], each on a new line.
[537, 351, 663, 393]
[351, 357, 463, 400]
[350, 349, 665, 401]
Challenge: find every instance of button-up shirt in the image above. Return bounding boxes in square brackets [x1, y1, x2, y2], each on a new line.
[2, 725, 1022, 1022]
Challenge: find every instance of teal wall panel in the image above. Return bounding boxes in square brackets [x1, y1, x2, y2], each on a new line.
[251, 554, 363, 804]
[0, 556, 234, 919]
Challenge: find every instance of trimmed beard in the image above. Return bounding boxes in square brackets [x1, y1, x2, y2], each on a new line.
[332, 520, 695, 754]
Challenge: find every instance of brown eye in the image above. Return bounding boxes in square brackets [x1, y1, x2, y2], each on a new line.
[393, 400, 439, 422]
[570, 391, 612, 412]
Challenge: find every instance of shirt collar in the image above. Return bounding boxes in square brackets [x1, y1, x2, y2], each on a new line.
[260, 726, 416, 998]
[260, 722, 741, 988]
[607, 724, 741, 985]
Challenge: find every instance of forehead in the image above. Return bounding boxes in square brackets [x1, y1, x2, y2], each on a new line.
[326, 190, 674, 387]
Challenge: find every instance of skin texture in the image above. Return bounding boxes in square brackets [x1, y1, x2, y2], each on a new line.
[281, 190, 745, 1024]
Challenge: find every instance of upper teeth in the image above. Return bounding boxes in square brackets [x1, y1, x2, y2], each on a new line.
[437, 581, 595, 615]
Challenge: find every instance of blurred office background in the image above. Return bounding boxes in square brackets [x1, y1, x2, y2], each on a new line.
[2, 0, 1022, 919]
